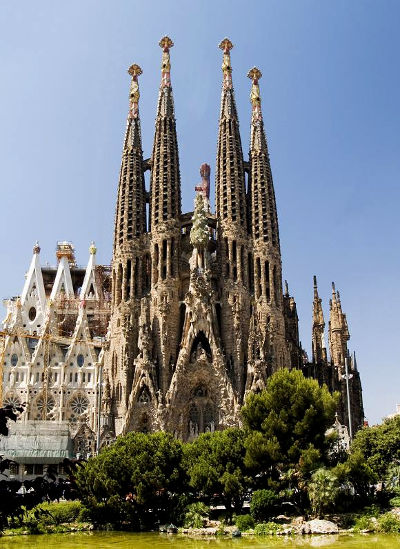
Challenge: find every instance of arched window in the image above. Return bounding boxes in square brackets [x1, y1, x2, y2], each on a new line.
[190, 331, 212, 361]
[138, 386, 150, 403]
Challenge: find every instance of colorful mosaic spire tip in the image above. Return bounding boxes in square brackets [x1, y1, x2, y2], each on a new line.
[128, 64, 142, 119]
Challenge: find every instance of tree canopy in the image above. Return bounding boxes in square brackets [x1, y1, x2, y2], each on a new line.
[350, 415, 400, 479]
[75, 431, 186, 528]
[183, 428, 247, 515]
[241, 368, 339, 475]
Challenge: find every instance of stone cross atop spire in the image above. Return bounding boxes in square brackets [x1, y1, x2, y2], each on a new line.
[219, 38, 233, 89]
[248, 67, 263, 123]
[128, 63, 142, 119]
[159, 36, 174, 88]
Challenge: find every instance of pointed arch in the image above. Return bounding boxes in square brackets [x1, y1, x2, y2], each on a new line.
[190, 331, 212, 361]
[138, 385, 151, 403]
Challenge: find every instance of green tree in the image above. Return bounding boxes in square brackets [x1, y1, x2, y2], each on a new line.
[183, 502, 209, 528]
[241, 369, 338, 475]
[183, 428, 248, 517]
[308, 468, 339, 516]
[250, 489, 278, 521]
[351, 415, 400, 479]
[75, 431, 186, 529]
[333, 450, 377, 505]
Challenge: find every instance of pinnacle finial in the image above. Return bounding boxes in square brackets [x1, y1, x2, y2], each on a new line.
[248, 66, 263, 121]
[195, 163, 211, 200]
[89, 241, 97, 255]
[33, 241, 41, 255]
[248, 66, 262, 82]
[219, 38, 233, 89]
[313, 275, 319, 298]
[219, 37, 233, 52]
[127, 64, 142, 119]
[159, 36, 173, 87]
[284, 280, 289, 297]
[128, 63, 142, 77]
[159, 36, 174, 50]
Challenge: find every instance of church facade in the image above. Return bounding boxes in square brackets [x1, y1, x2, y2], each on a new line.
[0, 38, 363, 462]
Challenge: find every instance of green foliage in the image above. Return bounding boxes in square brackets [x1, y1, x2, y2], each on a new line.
[234, 514, 254, 531]
[351, 415, 400, 479]
[183, 428, 247, 515]
[75, 431, 186, 529]
[390, 496, 400, 507]
[183, 502, 209, 528]
[333, 450, 377, 503]
[254, 521, 281, 535]
[308, 468, 339, 516]
[16, 501, 87, 534]
[250, 489, 278, 521]
[353, 514, 375, 532]
[241, 369, 338, 474]
[32, 500, 83, 525]
[377, 512, 400, 533]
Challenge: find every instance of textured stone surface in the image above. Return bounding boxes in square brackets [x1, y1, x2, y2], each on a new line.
[303, 519, 339, 535]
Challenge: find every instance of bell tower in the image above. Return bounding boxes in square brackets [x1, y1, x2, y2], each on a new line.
[106, 63, 147, 433]
[247, 67, 289, 374]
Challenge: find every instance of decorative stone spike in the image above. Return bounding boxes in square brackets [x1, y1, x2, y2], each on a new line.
[159, 36, 174, 87]
[128, 63, 142, 119]
[219, 38, 233, 89]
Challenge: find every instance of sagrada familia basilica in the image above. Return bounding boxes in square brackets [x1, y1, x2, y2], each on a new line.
[0, 38, 364, 471]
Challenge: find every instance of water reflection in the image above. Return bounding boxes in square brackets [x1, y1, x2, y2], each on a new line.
[0, 532, 399, 549]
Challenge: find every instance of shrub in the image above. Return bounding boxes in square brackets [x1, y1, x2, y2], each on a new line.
[308, 468, 339, 516]
[183, 502, 209, 529]
[390, 496, 400, 508]
[234, 514, 254, 531]
[250, 489, 278, 521]
[353, 515, 375, 532]
[33, 500, 83, 525]
[377, 512, 400, 533]
[254, 522, 281, 535]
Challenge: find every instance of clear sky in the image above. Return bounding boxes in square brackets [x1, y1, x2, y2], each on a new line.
[1, 0, 399, 425]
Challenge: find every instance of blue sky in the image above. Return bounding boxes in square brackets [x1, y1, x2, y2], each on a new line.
[1, 0, 399, 425]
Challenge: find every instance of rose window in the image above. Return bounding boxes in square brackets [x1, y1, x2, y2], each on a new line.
[3, 395, 21, 410]
[70, 395, 89, 415]
[36, 396, 55, 415]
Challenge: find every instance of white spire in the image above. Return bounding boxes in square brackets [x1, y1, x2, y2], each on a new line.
[20, 242, 46, 312]
[80, 242, 98, 300]
[50, 255, 74, 300]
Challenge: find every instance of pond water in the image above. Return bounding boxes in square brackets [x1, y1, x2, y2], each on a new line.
[0, 532, 399, 549]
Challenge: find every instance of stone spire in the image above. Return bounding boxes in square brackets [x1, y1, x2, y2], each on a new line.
[247, 66, 288, 371]
[150, 36, 181, 229]
[114, 63, 146, 252]
[312, 275, 327, 364]
[248, 67, 279, 249]
[215, 38, 247, 232]
[329, 282, 350, 366]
